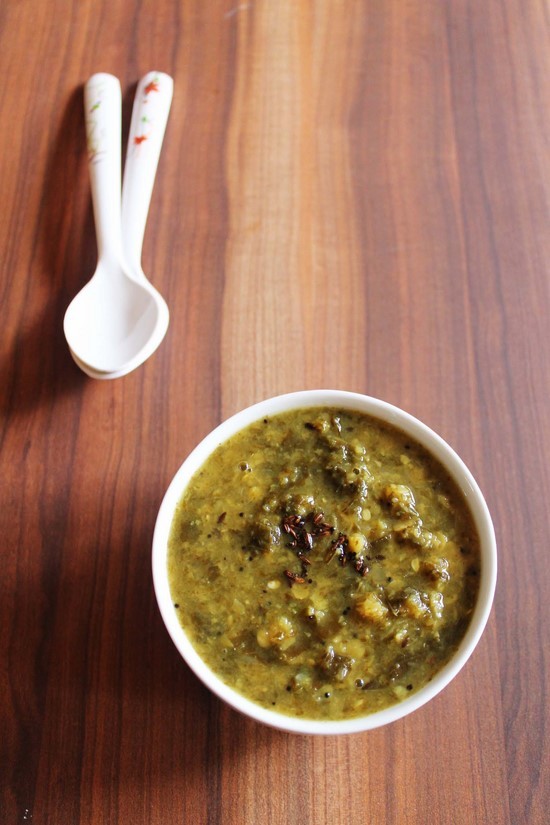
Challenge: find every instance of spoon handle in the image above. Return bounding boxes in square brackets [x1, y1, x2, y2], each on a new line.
[121, 72, 174, 274]
[84, 74, 122, 264]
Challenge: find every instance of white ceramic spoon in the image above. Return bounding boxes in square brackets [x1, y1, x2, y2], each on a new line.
[68, 71, 174, 380]
[64, 72, 173, 378]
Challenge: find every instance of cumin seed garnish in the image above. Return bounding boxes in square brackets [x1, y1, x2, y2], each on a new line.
[325, 532, 347, 564]
[280, 513, 369, 581]
[284, 569, 306, 585]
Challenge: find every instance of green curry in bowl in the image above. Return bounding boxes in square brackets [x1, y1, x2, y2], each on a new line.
[167, 406, 480, 721]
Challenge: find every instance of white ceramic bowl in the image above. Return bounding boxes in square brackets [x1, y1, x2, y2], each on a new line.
[152, 390, 497, 735]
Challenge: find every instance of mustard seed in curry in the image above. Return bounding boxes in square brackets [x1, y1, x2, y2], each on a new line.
[168, 408, 480, 720]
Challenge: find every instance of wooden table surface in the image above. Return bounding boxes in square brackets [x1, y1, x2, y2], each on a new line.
[2, 1, 549, 822]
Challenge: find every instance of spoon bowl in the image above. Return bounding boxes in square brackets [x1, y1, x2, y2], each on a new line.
[64, 260, 168, 374]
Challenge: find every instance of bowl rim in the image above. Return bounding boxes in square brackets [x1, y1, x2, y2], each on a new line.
[152, 389, 497, 735]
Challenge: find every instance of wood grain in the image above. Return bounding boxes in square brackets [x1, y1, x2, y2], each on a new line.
[1, 1, 549, 823]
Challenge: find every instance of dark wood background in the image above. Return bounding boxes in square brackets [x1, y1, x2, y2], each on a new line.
[1, 1, 549, 822]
